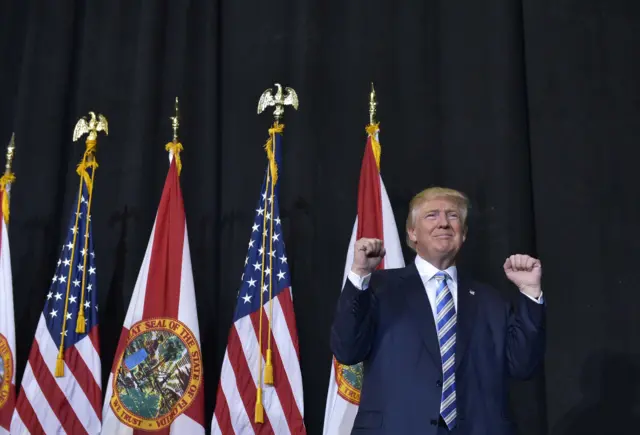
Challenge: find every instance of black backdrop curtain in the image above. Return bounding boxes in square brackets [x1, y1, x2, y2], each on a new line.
[1, 1, 640, 434]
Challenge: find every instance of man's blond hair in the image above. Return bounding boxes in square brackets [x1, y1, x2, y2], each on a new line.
[405, 187, 470, 251]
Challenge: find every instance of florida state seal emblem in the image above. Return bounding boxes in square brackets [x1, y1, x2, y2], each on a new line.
[0, 333, 13, 409]
[110, 318, 202, 430]
[333, 357, 363, 405]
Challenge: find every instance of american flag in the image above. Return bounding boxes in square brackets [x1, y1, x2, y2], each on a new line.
[11, 166, 102, 434]
[212, 128, 306, 434]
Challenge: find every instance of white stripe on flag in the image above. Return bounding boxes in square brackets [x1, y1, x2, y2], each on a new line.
[235, 316, 291, 435]
[5, 413, 21, 435]
[265, 294, 304, 413]
[170, 414, 203, 435]
[75, 336, 102, 388]
[211, 417, 222, 435]
[177, 226, 201, 342]
[217, 351, 253, 435]
[379, 177, 404, 270]
[120, 219, 157, 330]
[16, 364, 63, 434]
[34, 317, 100, 433]
[99, 374, 134, 435]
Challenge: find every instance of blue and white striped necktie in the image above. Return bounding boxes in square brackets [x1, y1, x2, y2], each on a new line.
[435, 271, 457, 429]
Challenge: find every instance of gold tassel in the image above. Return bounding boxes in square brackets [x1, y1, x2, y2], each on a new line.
[264, 124, 284, 186]
[264, 349, 274, 385]
[165, 142, 184, 175]
[1, 190, 8, 225]
[0, 173, 15, 225]
[365, 123, 381, 170]
[55, 352, 65, 377]
[76, 311, 86, 334]
[255, 387, 264, 423]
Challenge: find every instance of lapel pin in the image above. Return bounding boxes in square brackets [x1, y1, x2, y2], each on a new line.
[469, 290, 475, 296]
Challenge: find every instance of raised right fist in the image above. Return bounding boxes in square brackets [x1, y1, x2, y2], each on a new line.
[351, 238, 386, 277]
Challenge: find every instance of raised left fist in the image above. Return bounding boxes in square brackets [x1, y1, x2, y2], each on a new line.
[503, 254, 542, 299]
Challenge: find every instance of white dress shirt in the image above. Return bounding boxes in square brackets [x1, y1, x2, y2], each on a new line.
[347, 256, 544, 319]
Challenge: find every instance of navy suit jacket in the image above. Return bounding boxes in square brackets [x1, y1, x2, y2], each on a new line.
[330, 264, 546, 435]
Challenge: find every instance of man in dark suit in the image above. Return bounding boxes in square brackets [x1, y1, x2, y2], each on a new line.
[330, 187, 545, 435]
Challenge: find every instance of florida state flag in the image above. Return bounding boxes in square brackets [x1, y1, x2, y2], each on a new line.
[101, 136, 205, 434]
[0, 134, 15, 434]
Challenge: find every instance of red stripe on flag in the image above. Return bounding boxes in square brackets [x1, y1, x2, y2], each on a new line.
[213, 382, 233, 434]
[142, 159, 184, 319]
[357, 136, 385, 268]
[249, 309, 305, 433]
[0, 383, 15, 430]
[227, 325, 274, 434]
[276, 289, 301, 359]
[88, 326, 100, 355]
[14, 386, 46, 435]
[65, 345, 101, 419]
[28, 342, 88, 435]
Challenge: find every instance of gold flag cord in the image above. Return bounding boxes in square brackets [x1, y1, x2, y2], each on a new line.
[255, 172, 269, 423]
[56, 142, 98, 376]
[264, 123, 279, 386]
[75, 140, 98, 333]
[255, 122, 284, 423]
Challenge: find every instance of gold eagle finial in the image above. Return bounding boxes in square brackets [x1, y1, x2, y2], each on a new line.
[257, 83, 299, 121]
[73, 111, 109, 142]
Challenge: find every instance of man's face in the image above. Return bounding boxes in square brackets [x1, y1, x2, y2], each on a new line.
[407, 197, 466, 263]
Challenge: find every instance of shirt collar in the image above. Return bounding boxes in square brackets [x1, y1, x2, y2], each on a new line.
[414, 255, 458, 283]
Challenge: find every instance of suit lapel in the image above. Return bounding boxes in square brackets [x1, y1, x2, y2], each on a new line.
[455, 272, 478, 371]
[400, 264, 441, 367]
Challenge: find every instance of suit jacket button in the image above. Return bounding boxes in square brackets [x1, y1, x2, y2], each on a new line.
[436, 380, 442, 387]
[430, 419, 438, 426]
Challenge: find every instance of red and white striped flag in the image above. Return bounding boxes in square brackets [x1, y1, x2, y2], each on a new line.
[0, 142, 16, 434]
[101, 146, 205, 434]
[212, 125, 306, 434]
[12, 141, 102, 434]
[322, 122, 405, 435]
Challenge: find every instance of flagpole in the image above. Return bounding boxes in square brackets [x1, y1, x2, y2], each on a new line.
[253, 83, 299, 423]
[0, 133, 16, 225]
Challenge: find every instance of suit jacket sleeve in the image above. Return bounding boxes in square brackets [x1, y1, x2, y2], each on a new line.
[506, 292, 546, 379]
[330, 277, 378, 366]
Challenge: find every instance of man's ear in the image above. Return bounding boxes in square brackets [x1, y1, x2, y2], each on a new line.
[407, 227, 417, 243]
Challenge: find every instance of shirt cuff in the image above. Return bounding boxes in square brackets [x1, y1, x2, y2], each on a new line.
[522, 291, 544, 304]
[348, 271, 371, 291]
